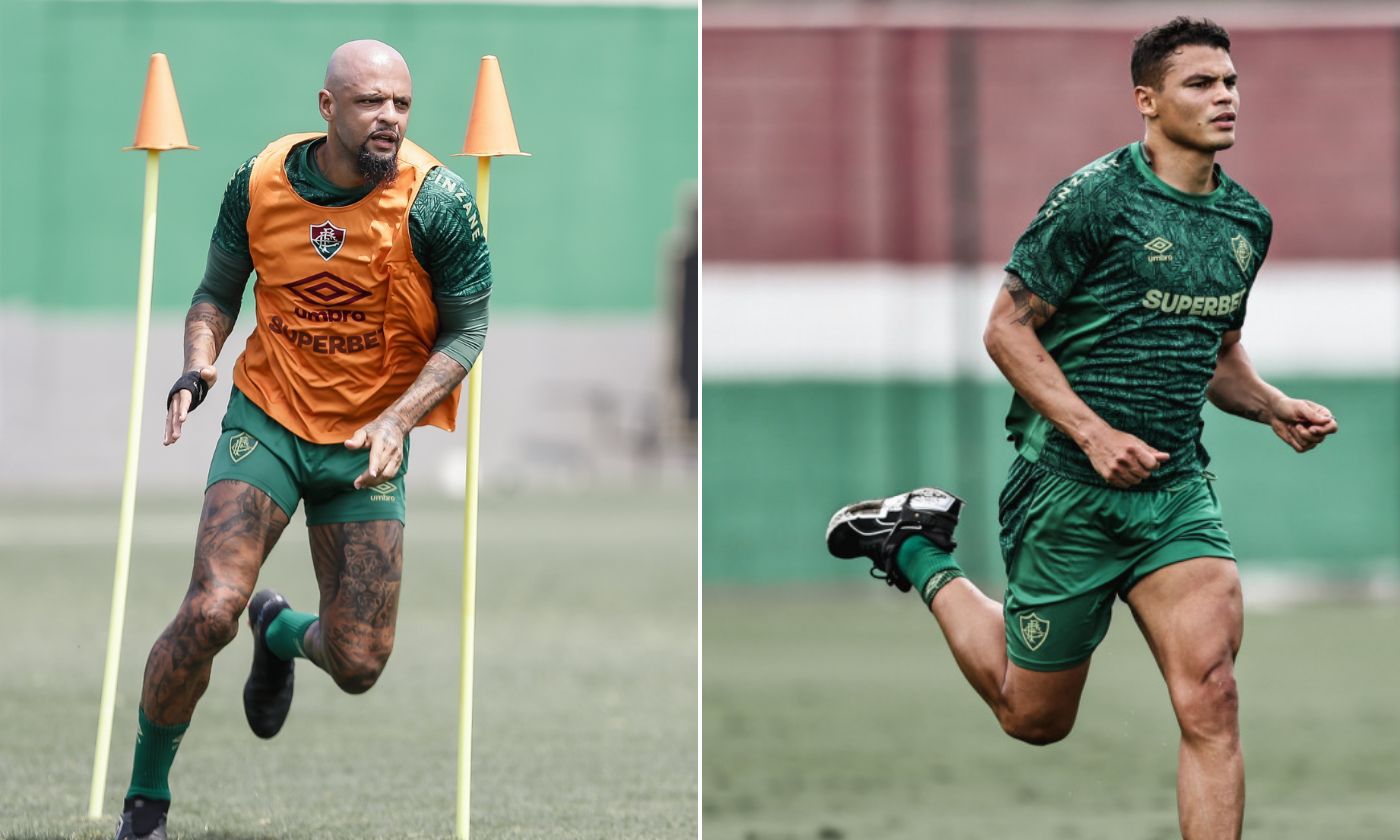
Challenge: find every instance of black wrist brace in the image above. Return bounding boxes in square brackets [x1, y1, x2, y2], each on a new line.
[167, 371, 210, 412]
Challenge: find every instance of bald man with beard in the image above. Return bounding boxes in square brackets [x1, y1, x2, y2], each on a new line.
[115, 40, 492, 840]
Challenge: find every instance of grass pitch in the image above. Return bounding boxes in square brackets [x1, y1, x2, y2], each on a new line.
[0, 486, 696, 839]
[704, 584, 1400, 840]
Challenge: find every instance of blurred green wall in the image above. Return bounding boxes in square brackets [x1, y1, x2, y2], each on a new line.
[0, 1, 696, 313]
[703, 378, 1400, 582]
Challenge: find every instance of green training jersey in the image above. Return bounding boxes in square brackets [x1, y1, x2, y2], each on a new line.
[1003, 142, 1272, 488]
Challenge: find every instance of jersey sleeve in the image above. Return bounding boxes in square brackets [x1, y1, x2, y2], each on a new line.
[431, 289, 490, 371]
[1004, 176, 1107, 308]
[190, 156, 256, 319]
[409, 166, 493, 299]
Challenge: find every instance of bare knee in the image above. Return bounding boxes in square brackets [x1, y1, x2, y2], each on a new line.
[329, 648, 392, 695]
[1175, 661, 1240, 744]
[174, 591, 247, 652]
[999, 708, 1075, 746]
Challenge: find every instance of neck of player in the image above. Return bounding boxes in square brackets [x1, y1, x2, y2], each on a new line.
[314, 136, 369, 190]
[1141, 135, 1217, 195]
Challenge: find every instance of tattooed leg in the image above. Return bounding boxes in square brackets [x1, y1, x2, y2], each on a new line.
[302, 520, 404, 694]
[139, 481, 290, 725]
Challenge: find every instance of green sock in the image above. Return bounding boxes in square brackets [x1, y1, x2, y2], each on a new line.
[895, 536, 965, 605]
[265, 608, 319, 660]
[126, 707, 189, 801]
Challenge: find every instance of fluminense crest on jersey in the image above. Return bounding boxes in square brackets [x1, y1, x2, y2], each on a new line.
[309, 220, 346, 261]
[1230, 233, 1254, 273]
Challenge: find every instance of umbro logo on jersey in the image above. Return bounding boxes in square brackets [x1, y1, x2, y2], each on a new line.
[309, 220, 346, 261]
[1230, 234, 1254, 273]
[286, 272, 371, 308]
[1144, 237, 1174, 262]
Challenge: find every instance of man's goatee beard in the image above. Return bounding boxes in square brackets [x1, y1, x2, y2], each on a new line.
[356, 145, 399, 187]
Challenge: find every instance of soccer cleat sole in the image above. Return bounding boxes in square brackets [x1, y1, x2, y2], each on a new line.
[115, 805, 167, 840]
[825, 498, 889, 558]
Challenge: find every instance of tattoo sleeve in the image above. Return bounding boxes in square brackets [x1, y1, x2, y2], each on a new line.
[1003, 274, 1054, 328]
[379, 352, 468, 435]
[183, 301, 235, 371]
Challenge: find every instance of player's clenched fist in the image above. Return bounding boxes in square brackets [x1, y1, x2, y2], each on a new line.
[1081, 425, 1171, 488]
[1268, 397, 1338, 453]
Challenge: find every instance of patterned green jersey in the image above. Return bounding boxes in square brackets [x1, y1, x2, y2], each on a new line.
[1004, 142, 1272, 488]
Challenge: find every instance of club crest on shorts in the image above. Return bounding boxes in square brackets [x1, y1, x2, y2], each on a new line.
[1019, 612, 1051, 651]
[309, 220, 346, 261]
[229, 432, 259, 463]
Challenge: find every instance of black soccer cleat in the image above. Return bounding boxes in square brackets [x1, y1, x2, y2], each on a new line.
[115, 796, 168, 840]
[825, 487, 963, 591]
[244, 589, 296, 739]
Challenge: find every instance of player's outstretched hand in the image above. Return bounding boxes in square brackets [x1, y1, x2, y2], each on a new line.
[164, 366, 217, 446]
[1269, 397, 1338, 453]
[346, 416, 405, 489]
[1082, 425, 1170, 489]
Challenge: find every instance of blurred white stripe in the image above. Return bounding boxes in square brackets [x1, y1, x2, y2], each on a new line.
[702, 261, 1400, 380]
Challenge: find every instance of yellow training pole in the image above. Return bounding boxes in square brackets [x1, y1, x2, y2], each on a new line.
[89, 149, 160, 819]
[455, 154, 488, 840]
[452, 55, 528, 840]
[89, 53, 196, 820]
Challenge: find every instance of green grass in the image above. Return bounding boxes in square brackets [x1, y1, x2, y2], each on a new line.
[0, 487, 697, 839]
[704, 585, 1400, 840]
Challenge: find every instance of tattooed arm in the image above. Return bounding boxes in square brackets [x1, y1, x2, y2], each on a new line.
[1207, 330, 1338, 452]
[345, 353, 467, 489]
[984, 272, 1169, 488]
[165, 302, 236, 446]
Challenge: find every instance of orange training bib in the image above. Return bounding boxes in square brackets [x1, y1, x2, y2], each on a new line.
[232, 133, 459, 444]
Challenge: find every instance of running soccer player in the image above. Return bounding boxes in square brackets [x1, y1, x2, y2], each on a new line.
[115, 40, 491, 840]
[826, 18, 1336, 839]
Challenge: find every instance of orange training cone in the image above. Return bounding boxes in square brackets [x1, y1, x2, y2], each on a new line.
[125, 53, 198, 151]
[455, 56, 529, 157]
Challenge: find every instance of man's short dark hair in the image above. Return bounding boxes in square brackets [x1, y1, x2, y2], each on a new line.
[1131, 17, 1231, 89]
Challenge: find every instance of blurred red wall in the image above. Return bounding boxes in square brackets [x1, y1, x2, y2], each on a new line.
[704, 22, 1400, 262]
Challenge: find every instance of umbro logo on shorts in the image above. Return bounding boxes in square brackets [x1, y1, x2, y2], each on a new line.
[369, 482, 397, 502]
[229, 432, 259, 463]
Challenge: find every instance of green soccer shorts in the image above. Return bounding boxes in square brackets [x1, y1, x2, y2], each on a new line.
[997, 456, 1234, 672]
[206, 388, 410, 525]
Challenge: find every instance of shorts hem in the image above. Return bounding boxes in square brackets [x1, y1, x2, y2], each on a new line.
[1122, 542, 1237, 594]
[206, 475, 297, 519]
[1006, 650, 1092, 672]
[305, 509, 407, 527]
